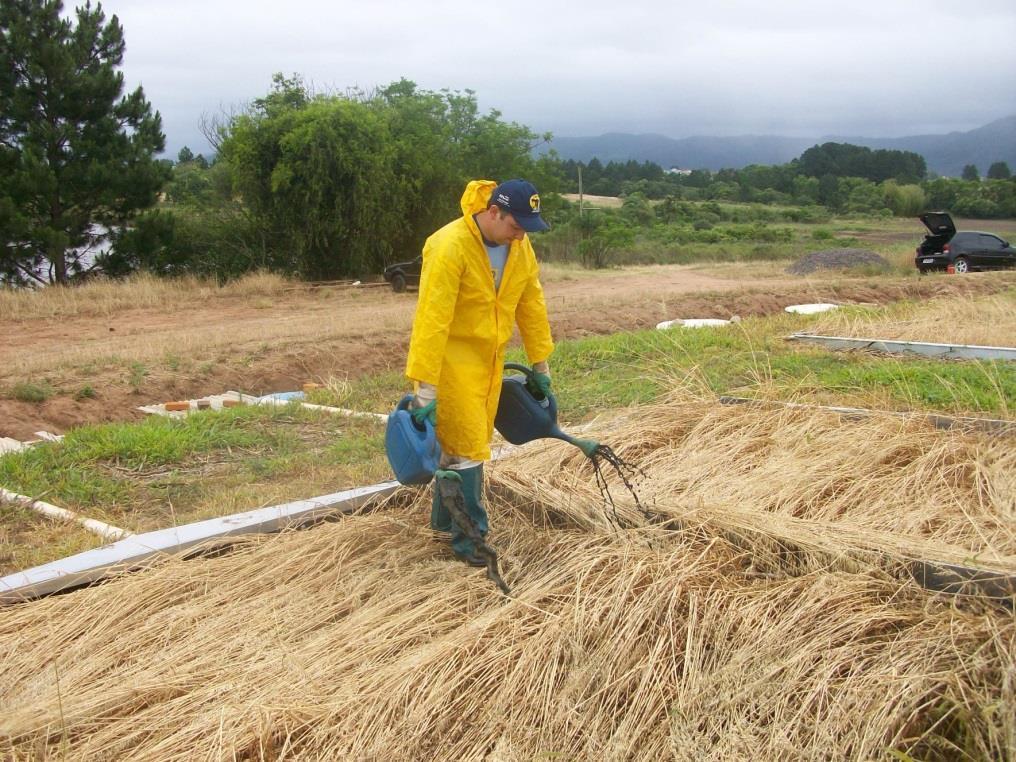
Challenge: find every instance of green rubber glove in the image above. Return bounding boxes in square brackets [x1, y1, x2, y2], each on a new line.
[526, 371, 552, 399]
[434, 468, 462, 482]
[411, 399, 436, 426]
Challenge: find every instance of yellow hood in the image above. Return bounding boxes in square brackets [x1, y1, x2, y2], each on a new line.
[459, 179, 497, 219]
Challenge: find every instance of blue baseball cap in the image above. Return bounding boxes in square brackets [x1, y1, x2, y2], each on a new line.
[489, 179, 550, 233]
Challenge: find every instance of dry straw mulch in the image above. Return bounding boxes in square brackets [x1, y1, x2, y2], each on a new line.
[806, 290, 1016, 349]
[1, 395, 1013, 760]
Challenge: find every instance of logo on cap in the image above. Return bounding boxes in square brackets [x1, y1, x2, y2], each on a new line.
[529, 194, 540, 212]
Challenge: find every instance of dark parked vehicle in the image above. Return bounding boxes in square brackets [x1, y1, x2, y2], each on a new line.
[916, 212, 1016, 273]
[383, 256, 422, 292]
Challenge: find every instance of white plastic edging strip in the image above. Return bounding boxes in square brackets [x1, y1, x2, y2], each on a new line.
[0, 480, 400, 605]
[0, 488, 131, 543]
[255, 396, 389, 422]
[787, 333, 1016, 362]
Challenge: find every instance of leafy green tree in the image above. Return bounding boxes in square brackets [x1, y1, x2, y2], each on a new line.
[791, 175, 820, 204]
[213, 76, 560, 279]
[620, 192, 654, 224]
[986, 161, 1011, 180]
[177, 146, 195, 164]
[0, 0, 168, 285]
[576, 213, 634, 269]
[961, 164, 979, 181]
[798, 143, 925, 183]
[838, 177, 882, 213]
[882, 181, 926, 217]
[922, 178, 959, 211]
[817, 174, 842, 209]
[223, 90, 398, 278]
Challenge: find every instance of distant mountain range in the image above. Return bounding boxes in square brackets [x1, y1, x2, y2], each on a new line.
[540, 116, 1016, 178]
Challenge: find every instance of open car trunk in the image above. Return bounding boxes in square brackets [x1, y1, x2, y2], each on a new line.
[918, 212, 956, 254]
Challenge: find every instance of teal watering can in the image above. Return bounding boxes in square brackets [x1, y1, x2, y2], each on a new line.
[385, 394, 442, 485]
[494, 363, 599, 458]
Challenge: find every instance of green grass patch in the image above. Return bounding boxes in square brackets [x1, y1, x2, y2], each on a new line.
[75, 384, 97, 400]
[60, 410, 267, 467]
[508, 315, 1014, 420]
[11, 381, 55, 403]
[0, 444, 131, 507]
[310, 305, 1013, 423]
[0, 403, 391, 548]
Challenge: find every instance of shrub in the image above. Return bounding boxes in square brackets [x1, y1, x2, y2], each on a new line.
[12, 382, 54, 403]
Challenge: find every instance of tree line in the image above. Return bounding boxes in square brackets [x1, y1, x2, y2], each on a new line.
[2, 1, 1014, 285]
[562, 149, 1014, 219]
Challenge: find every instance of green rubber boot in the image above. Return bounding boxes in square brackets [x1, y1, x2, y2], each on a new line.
[431, 466, 489, 562]
[431, 481, 453, 534]
[450, 464, 488, 559]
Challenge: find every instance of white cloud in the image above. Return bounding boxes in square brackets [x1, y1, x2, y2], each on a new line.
[99, 0, 1016, 155]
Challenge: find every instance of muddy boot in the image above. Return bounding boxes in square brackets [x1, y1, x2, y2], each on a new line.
[449, 464, 489, 560]
[434, 468, 509, 593]
[434, 469, 486, 562]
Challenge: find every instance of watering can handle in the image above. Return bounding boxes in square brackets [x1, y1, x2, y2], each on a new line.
[503, 362, 534, 378]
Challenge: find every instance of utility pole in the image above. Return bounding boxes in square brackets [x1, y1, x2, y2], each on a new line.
[577, 164, 584, 218]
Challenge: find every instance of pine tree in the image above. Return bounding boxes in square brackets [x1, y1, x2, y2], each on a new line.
[0, 0, 168, 285]
[986, 161, 1011, 180]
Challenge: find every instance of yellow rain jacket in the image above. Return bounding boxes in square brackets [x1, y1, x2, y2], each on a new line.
[406, 180, 555, 461]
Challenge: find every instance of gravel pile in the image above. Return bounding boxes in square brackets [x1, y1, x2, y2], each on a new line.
[787, 248, 891, 275]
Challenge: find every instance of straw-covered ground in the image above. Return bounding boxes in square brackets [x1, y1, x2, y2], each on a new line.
[1, 396, 1014, 760]
[807, 290, 1016, 348]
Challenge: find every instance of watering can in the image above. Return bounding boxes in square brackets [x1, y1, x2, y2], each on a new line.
[494, 363, 599, 458]
[385, 393, 442, 485]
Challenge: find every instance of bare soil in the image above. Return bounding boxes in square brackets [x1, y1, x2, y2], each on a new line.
[2, 265, 1012, 440]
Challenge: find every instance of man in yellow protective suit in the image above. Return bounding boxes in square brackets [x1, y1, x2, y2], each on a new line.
[405, 179, 555, 566]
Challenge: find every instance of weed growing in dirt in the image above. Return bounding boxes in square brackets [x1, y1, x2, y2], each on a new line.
[74, 385, 97, 400]
[11, 381, 54, 403]
[311, 370, 407, 414]
[127, 362, 148, 393]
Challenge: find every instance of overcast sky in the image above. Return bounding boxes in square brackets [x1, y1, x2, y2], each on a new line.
[103, 0, 1016, 158]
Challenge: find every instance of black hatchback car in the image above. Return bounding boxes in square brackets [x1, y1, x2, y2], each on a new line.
[916, 212, 1016, 273]
[383, 256, 422, 292]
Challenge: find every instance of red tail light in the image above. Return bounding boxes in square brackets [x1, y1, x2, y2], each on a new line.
[943, 244, 951, 254]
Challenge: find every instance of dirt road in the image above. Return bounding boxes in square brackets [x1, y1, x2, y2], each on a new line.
[2, 265, 1011, 439]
